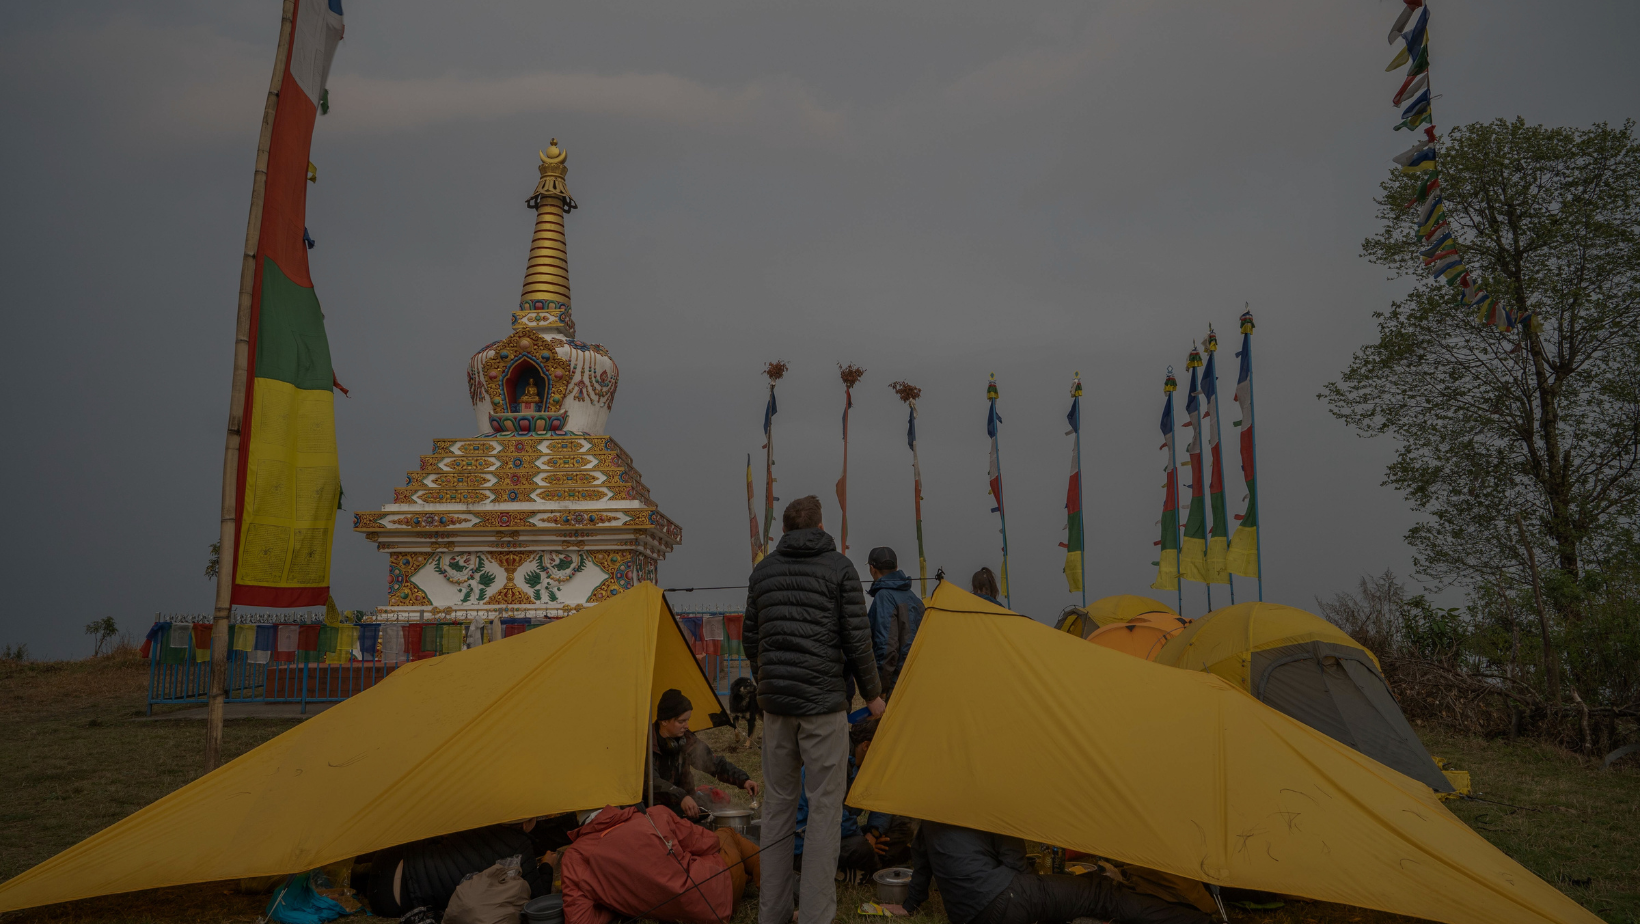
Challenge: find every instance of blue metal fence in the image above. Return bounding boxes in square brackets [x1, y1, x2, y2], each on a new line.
[146, 608, 754, 712]
[147, 616, 414, 715]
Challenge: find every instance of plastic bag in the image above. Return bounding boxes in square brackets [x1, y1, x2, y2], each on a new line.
[444, 855, 530, 924]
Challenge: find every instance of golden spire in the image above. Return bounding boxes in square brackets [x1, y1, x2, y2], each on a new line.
[515, 139, 577, 334]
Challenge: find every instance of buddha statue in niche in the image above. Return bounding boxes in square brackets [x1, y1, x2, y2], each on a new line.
[517, 378, 543, 412]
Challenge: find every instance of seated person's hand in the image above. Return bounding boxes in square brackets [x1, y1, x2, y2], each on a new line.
[680, 795, 702, 818]
[866, 832, 889, 856]
[743, 780, 760, 798]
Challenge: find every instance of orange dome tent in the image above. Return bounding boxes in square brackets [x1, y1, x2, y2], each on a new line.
[1055, 594, 1176, 639]
[1086, 613, 1192, 660]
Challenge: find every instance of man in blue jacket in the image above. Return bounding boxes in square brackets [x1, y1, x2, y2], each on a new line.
[866, 547, 924, 697]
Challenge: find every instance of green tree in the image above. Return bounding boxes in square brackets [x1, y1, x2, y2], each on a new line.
[1326, 119, 1640, 626]
[84, 616, 119, 657]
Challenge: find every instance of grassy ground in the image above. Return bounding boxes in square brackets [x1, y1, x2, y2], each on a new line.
[1, 656, 1633, 923]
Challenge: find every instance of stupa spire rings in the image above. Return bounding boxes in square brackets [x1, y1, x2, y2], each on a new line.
[517, 139, 576, 334]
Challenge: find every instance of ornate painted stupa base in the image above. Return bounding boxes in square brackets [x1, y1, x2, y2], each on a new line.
[352, 141, 680, 621]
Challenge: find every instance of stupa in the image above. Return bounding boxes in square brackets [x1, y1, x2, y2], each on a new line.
[352, 140, 681, 620]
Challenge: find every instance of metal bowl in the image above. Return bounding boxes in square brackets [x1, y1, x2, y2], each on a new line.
[872, 867, 913, 904]
[711, 808, 753, 834]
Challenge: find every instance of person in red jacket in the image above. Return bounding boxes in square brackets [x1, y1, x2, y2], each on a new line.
[559, 804, 761, 924]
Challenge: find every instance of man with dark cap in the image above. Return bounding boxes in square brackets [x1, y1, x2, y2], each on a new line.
[648, 688, 758, 819]
[744, 495, 883, 924]
[866, 547, 924, 696]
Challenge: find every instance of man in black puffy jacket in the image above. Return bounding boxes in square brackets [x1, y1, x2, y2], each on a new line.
[745, 495, 884, 924]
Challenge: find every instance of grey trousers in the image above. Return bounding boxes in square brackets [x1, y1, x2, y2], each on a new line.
[758, 710, 849, 924]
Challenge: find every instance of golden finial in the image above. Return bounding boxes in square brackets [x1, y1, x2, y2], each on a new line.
[527, 138, 574, 212]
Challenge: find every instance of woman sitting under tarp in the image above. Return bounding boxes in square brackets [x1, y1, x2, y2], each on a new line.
[648, 688, 759, 819]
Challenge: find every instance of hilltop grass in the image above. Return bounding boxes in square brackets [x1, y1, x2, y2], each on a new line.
[0, 657, 1632, 923]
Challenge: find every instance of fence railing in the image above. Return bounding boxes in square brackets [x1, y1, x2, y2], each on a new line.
[148, 652, 404, 715]
[145, 608, 753, 712]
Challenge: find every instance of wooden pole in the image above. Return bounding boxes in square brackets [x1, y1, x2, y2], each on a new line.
[1515, 512, 1561, 710]
[206, 0, 296, 772]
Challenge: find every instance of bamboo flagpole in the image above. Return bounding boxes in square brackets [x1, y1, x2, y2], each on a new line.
[891, 381, 927, 595]
[836, 364, 865, 555]
[207, 0, 297, 771]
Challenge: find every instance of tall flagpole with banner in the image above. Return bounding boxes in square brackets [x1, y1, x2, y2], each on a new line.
[209, 0, 344, 771]
[836, 364, 864, 556]
[1151, 368, 1183, 613]
[1062, 373, 1086, 605]
[891, 380, 928, 595]
[986, 373, 1011, 608]
[760, 361, 786, 552]
[1181, 344, 1210, 612]
[1228, 310, 1262, 600]
[746, 454, 763, 565]
[1203, 325, 1233, 604]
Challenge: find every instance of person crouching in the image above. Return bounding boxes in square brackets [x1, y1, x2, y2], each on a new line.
[560, 805, 763, 924]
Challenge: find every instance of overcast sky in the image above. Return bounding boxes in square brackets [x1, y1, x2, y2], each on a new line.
[3, 1, 1636, 658]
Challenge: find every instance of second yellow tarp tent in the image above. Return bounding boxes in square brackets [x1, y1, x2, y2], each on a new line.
[0, 583, 721, 914]
[849, 585, 1599, 924]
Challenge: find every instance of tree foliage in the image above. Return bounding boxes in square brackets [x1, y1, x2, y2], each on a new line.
[1326, 119, 1640, 621]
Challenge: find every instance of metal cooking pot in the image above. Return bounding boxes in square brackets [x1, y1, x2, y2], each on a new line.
[872, 867, 913, 904]
[710, 808, 753, 834]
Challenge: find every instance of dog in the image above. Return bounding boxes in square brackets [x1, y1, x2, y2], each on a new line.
[727, 676, 761, 746]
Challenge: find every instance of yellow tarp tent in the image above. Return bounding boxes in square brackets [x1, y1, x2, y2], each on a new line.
[848, 585, 1599, 924]
[1056, 594, 1176, 639]
[0, 584, 722, 914]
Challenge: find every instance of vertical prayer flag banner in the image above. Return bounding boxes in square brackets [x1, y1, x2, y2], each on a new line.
[232, 0, 345, 607]
[1202, 329, 1231, 585]
[1151, 371, 1182, 593]
[836, 364, 864, 556]
[1063, 375, 1085, 596]
[1227, 312, 1260, 582]
[745, 454, 763, 565]
[892, 380, 927, 594]
[760, 361, 786, 552]
[986, 373, 1010, 604]
[1180, 347, 1210, 584]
